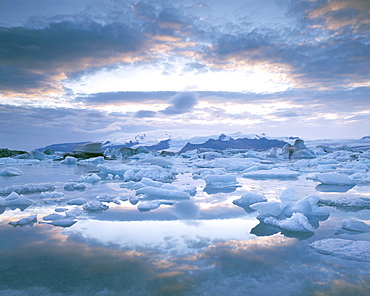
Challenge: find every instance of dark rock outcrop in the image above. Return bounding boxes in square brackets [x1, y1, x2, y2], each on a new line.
[180, 137, 287, 153]
[0, 148, 28, 158]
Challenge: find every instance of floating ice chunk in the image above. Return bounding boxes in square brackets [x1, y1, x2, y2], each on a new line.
[5, 192, 34, 206]
[77, 156, 105, 165]
[250, 202, 282, 219]
[137, 200, 161, 212]
[63, 182, 86, 191]
[66, 198, 87, 205]
[139, 158, 173, 168]
[264, 212, 314, 232]
[0, 167, 23, 176]
[61, 156, 78, 165]
[203, 175, 240, 188]
[136, 186, 190, 200]
[233, 191, 267, 210]
[341, 219, 370, 232]
[283, 194, 329, 217]
[97, 163, 130, 176]
[242, 168, 300, 179]
[77, 173, 101, 183]
[309, 238, 370, 261]
[8, 214, 37, 227]
[135, 167, 174, 182]
[31, 150, 47, 160]
[83, 200, 109, 213]
[315, 173, 356, 186]
[0, 183, 54, 196]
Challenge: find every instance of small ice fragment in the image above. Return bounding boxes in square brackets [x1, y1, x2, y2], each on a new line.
[43, 213, 66, 221]
[66, 198, 87, 206]
[83, 200, 109, 213]
[138, 201, 161, 212]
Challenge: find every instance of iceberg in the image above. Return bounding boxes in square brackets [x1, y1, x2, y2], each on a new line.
[264, 212, 314, 233]
[77, 173, 101, 183]
[134, 167, 175, 182]
[60, 156, 78, 165]
[250, 201, 282, 219]
[309, 238, 370, 261]
[282, 194, 329, 218]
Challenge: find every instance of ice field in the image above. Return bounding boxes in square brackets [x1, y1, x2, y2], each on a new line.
[0, 137, 370, 296]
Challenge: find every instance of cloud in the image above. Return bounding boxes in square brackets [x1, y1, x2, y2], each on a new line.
[0, 20, 146, 94]
[161, 92, 199, 115]
[76, 91, 176, 105]
[135, 110, 158, 118]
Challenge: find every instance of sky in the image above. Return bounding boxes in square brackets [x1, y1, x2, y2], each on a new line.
[0, 0, 369, 150]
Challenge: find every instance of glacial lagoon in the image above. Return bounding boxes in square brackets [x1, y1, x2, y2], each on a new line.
[1, 144, 370, 296]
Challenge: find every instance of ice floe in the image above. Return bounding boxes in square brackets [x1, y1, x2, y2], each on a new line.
[136, 186, 190, 200]
[340, 219, 370, 232]
[242, 168, 300, 179]
[0, 183, 54, 196]
[0, 167, 23, 176]
[204, 174, 240, 188]
[309, 238, 370, 261]
[314, 173, 356, 185]
[8, 214, 37, 227]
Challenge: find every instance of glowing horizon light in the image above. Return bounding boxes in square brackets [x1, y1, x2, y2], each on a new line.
[65, 63, 293, 95]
